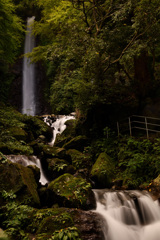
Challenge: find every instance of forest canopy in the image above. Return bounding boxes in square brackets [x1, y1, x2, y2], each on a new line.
[1, 0, 160, 120]
[26, 0, 160, 116]
[0, 0, 23, 100]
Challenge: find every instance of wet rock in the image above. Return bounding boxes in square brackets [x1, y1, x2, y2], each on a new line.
[0, 159, 40, 207]
[67, 149, 92, 171]
[90, 152, 115, 188]
[48, 173, 96, 210]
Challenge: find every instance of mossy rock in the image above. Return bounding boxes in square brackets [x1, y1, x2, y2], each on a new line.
[90, 152, 115, 188]
[63, 135, 89, 151]
[0, 160, 40, 207]
[48, 173, 95, 210]
[67, 149, 92, 170]
[61, 119, 76, 137]
[40, 145, 69, 160]
[46, 158, 70, 179]
[54, 119, 77, 148]
[5, 127, 28, 141]
[0, 140, 33, 155]
[23, 116, 53, 141]
[36, 209, 73, 234]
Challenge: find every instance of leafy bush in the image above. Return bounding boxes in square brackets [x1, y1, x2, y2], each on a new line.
[117, 137, 160, 187]
[49, 226, 81, 240]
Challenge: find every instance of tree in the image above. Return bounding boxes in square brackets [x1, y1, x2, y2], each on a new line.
[0, 0, 23, 100]
[28, 0, 160, 120]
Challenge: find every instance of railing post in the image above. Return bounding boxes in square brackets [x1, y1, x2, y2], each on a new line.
[106, 128, 109, 139]
[129, 117, 132, 136]
[145, 117, 149, 139]
[117, 122, 120, 137]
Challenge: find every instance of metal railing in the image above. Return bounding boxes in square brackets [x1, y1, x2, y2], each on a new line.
[117, 115, 160, 138]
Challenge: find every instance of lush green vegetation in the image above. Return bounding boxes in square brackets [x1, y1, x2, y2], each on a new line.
[0, 0, 24, 101]
[1, 1, 160, 239]
[25, 0, 160, 118]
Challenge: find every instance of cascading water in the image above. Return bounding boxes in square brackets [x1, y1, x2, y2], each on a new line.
[6, 155, 48, 185]
[43, 114, 75, 146]
[6, 115, 75, 185]
[93, 189, 160, 240]
[22, 16, 36, 116]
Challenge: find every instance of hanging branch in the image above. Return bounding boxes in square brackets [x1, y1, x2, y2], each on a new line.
[104, 21, 157, 73]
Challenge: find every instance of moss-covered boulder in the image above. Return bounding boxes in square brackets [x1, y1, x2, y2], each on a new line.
[0, 104, 53, 156]
[48, 173, 95, 210]
[23, 116, 53, 142]
[39, 145, 70, 160]
[0, 158, 40, 207]
[67, 149, 92, 171]
[36, 209, 74, 234]
[63, 135, 89, 151]
[90, 152, 115, 188]
[46, 158, 73, 180]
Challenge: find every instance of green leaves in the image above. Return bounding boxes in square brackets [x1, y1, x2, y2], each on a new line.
[49, 226, 81, 240]
[117, 137, 160, 187]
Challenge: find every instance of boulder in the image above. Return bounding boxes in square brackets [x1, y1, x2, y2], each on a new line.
[48, 173, 96, 210]
[67, 149, 92, 171]
[90, 152, 115, 188]
[0, 158, 40, 207]
[46, 158, 72, 180]
[23, 116, 53, 142]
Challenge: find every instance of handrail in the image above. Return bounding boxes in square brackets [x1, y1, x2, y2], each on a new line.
[131, 115, 160, 121]
[117, 115, 160, 138]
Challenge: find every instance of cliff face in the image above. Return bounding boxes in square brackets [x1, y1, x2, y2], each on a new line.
[9, 56, 51, 116]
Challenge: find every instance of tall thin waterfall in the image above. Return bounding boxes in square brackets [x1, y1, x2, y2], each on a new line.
[22, 16, 36, 116]
[93, 189, 160, 240]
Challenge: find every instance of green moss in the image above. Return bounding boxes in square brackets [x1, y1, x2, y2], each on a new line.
[37, 212, 73, 234]
[27, 208, 73, 235]
[18, 165, 40, 206]
[0, 161, 40, 207]
[47, 158, 68, 176]
[48, 174, 92, 208]
[23, 116, 52, 140]
[0, 104, 52, 155]
[67, 149, 92, 170]
[91, 152, 115, 188]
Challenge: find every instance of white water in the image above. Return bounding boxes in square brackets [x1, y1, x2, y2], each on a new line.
[44, 115, 75, 146]
[22, 16, 36, 116]
[6, 155, 48, 185]
[93, 190, 160, 240]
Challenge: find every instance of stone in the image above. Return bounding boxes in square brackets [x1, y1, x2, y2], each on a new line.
[48, 173, 96, 210]
[90, 152, 115, 188]
[0, 159, 40, 207]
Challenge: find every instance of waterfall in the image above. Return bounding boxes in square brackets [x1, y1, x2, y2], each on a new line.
[6, 155, 48, 185]
[6, 115, 75, 185]
[93, 189, 160, 240]
[22, 16, 36, 116]
[43, 114, 75, 146]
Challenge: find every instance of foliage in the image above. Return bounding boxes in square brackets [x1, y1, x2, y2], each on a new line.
[0, 152, 8, 164]
[0, 191, 33, 239]
[0, 0, 24, 101]
[117, 137, 160, 187]
[48, 174, 92, 208]
[49, 226, 81, 240]
[24, 0, 160, 119]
